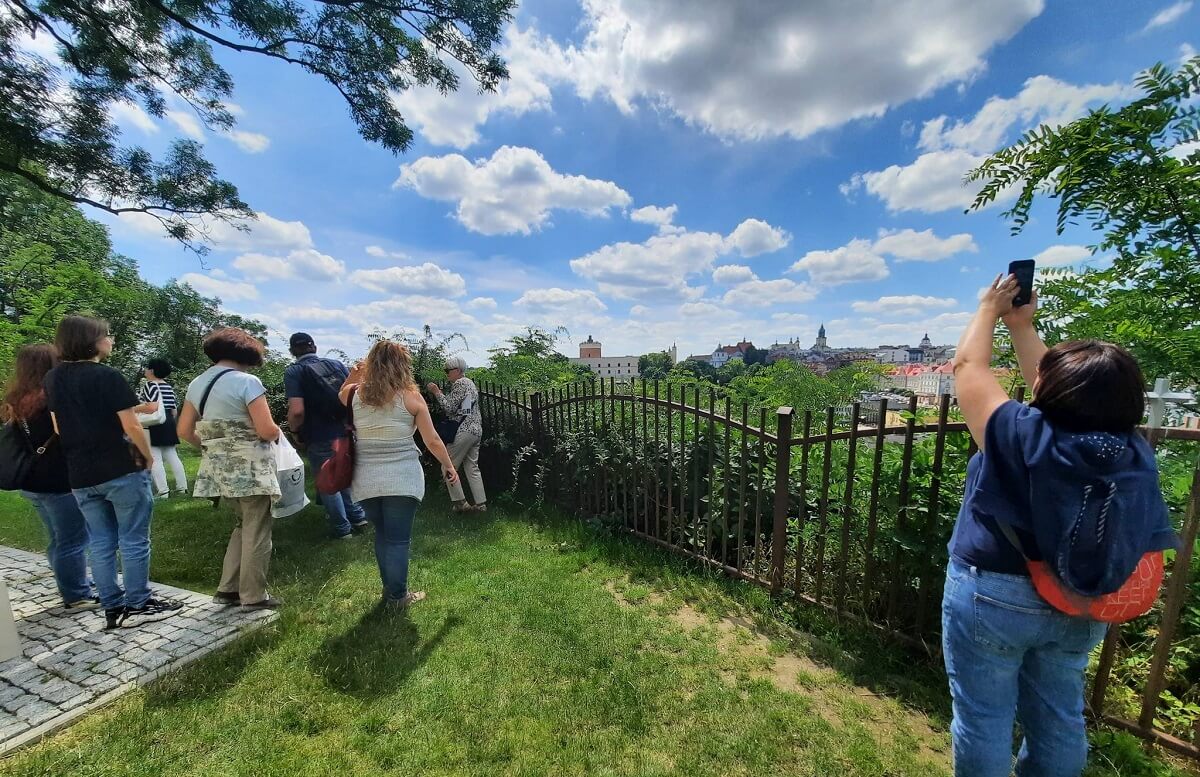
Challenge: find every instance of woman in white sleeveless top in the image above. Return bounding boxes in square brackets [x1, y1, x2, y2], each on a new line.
[338, 340, 458, 607]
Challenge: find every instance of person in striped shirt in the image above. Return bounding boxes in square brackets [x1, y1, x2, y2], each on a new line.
[138, 358, 188, 497]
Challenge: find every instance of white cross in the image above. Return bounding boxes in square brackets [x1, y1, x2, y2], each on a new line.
[1146, 377, 1195, 429]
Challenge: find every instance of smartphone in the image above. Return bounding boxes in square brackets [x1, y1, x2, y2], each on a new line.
[1008, 259, 1035, 307]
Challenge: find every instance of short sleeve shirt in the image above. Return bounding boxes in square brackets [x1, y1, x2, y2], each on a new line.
[185, 366, 266, 423]
[948, 401, 1042, 574]
[44, 362, 140, 489]
[283, 355, 348, 444]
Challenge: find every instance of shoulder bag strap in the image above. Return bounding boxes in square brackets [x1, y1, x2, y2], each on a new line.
[346, 385, 357, 431]
[18, 418, 56, 456]
[198, 368, 236, 419]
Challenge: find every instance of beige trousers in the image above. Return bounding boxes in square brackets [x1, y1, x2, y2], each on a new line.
[217, 495, 274, 603]
[445, 432, 486, 505]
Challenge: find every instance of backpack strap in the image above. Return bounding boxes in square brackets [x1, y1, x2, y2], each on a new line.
[198, 368, 236, 419]
[996, 520, 1032, 559]
[346, 385, 357, 431]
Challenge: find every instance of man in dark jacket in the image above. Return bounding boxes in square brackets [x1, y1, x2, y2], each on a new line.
[284, 333, 366, 539]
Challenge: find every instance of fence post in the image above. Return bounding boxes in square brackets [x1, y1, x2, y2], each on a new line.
[770, 406, 794, 594]
[531, 391, 544, 452]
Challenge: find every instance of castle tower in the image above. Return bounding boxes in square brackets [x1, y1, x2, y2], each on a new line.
[580, 335, 602, 359]
[814, 323, 828, 351]
[668, 343, 678, 365]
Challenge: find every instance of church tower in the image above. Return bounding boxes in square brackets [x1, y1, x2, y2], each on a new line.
[920, 332, 932, 349]
[814, 323, 828, 351]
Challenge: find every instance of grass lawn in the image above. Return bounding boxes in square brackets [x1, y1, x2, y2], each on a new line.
[0, 451, 1194, 776]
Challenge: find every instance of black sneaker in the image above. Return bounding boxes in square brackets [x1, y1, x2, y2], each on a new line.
[212, 591, 241, 607]
[240, 597, 282, 611]
[104, 607, 125, 630]
[350, 520, 370, 533]
[119, 596, 183, 627]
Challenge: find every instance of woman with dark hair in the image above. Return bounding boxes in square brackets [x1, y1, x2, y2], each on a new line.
[177, 328, 283, 610]
[944, 277, 1176, 776]
[341, 340, 458, 607]
[2, 344, 94, 609]
[45, 315, 183, 629]
[139, 358, 187, 498]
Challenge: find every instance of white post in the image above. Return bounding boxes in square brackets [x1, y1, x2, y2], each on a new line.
[1146, 377, 1196, 429]
[0, 581, 20, 662]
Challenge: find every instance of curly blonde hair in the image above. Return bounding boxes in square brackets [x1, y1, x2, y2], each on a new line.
[359, 340, 415, 407]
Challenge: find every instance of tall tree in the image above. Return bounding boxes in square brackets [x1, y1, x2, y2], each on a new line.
[967, 56, 1200, 383]
[1, 0, 515, 249]
[638, 351, 673, 381]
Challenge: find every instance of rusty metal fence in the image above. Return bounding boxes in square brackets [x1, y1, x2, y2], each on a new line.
[475, 378, 1200, 759]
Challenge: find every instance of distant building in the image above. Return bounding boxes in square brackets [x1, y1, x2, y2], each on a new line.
[813, 323, 829, 351]
[883, 360, 957, 401]
[570, 335, 640, 379]
[709, 340, 756, 368]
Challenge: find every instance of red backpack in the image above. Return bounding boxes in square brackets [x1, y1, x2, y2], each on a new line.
[997, 522, 1165, 623]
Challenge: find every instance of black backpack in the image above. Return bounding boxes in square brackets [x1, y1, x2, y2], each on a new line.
[300, 358, 348, 423]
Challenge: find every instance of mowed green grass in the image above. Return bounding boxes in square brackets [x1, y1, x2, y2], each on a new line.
[0, 452, 1192, 776]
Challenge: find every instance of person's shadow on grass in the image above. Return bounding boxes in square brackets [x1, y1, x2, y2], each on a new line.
[313, 603, 460, 699]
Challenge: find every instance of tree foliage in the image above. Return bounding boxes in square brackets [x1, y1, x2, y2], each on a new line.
[470, 327, 592, 392]
[637, 350, 673, 381]
[0, 170, 283, 402]
[1, 0, 515, 249]
[967, 56, 1200, 383]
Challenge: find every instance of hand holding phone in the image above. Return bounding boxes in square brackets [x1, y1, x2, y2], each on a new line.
[1008, 259, 1035, 307]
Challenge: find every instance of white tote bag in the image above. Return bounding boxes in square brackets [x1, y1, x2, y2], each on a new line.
[137, 400, 166, 428]
[272, 435, 310, 518]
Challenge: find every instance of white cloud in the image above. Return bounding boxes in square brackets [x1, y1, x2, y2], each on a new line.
[466, 297, 498, 311]
[712, 264, 757, 285]
[725, 218, 790, 257]
[829, 311, 973, 347]
[843, 149, 990, 213]
[231, 249, 345, 282]
[1031, 244, 1092, 267]
[849, 74, 1133, 213]
[679, 302, 724, 318]
[630, 204, 684, 235]
[1143, 1, 1192, 32]
[917, 75, 1131, 154]
[852, 295, 959, 316]
[165, 109, 204, 141]
[224, 130, 271, 153]
[514, 287, 607, 313]
[179, 272, 259, 301]
[721, 278, 815, 307]
[789, 239, 890, 286]
[365, 245, 409, 260]
[629, 305, 650, 318]
[110, 101, 158, 134]
[396, 145, 632, 235]
[557, 0, 1043, 143]
[350, 263, 468, 298]
[570, 229, 727, 300]
[390, 26, 570, 148]
[872, 228, 978, 261]
[1169, 139, 1200, 161]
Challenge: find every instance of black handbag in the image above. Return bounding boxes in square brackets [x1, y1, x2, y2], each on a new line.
[435, 418, 461, 445]
[0, 419, 55, 491]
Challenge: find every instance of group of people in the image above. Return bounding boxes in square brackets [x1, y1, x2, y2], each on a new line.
[1, 317, 489, 630]
[1, 284, 1181, 777]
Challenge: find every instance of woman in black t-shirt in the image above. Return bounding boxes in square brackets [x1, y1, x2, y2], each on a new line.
[1, 344, 94, 608]
[44, 316, 182, 630]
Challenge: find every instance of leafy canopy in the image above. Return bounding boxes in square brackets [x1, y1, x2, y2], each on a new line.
[967, 56, 1200, 383]
[1, 0, 514, 250]
[471, 327, 592, 392]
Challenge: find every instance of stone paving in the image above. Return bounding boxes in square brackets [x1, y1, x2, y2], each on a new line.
[0, 545, 277, 754]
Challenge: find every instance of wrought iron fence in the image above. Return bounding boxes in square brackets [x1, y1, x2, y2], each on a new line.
[475, 378, 1200, 760]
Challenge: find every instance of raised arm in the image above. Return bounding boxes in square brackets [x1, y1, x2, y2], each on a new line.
[1000, 289, 1047, 391]
[954, 274, 1019, 450]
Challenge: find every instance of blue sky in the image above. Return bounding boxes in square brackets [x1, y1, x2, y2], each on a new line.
[52, 0, 1200, 362]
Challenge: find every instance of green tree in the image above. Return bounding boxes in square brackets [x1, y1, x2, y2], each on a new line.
[967, 56, 1200, 383]
[1, 0, 515, 249]
[471, 327, 592, 392]
[670, 358, 718, 383]
[638, 350, 673, 380]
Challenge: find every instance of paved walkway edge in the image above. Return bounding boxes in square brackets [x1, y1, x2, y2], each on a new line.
[0, 613, 277, 757]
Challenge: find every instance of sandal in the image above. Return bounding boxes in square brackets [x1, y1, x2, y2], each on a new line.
[451, 502, 474, 513]
[384, 591, 426, 609]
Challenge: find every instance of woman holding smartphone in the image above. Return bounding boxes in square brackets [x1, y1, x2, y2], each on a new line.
[340, 340, 459, 608]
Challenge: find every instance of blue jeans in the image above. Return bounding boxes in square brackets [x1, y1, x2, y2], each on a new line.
[942, 560, 1108, 777]
[307, 439, 365, 537]
[73, 471, 155, 610]
[360, 496, 418, 601]
[21, 491, 91, 604]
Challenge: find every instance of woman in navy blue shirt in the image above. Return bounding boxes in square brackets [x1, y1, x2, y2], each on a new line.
[946, 275, 1173, 777]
